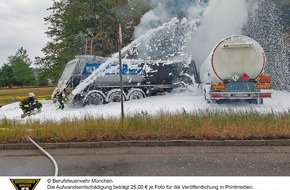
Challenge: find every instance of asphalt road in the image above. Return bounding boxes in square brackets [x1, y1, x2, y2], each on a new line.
[1, 146, 290, 176]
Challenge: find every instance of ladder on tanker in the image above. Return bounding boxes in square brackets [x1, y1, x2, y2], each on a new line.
[85, 38, 93, 55]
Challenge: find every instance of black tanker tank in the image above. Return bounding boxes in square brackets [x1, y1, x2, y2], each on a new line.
[55, 55, 196, 106]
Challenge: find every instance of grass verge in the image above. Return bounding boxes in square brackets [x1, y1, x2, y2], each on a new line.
[0, 86, 55, 105]
[0, 110, 290, 143]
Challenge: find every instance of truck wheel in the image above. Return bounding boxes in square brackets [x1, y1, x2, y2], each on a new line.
[83, 91, 105, 105]
[182, 75, 193, 85]
[127, 88, 146, 100]
[106, 89, 126, 103]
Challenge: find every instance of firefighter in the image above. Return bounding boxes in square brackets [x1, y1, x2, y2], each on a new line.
[52, 88, 67, 110]
[19, 92, 42, 117]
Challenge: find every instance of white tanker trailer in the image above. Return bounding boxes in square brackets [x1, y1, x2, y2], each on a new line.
[200, 35, 271, 104]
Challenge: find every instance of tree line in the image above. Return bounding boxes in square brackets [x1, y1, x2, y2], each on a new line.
[39, 0, 150, 84]
[0, 0, 149, 87]
[0, 0, 289, 87]
[0, 47, 49, 87]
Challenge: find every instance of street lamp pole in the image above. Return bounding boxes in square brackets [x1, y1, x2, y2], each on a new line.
[118, 21, 124, 120]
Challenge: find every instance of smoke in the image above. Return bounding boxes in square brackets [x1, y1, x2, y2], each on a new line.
[134, 0, 197, 38]
[132, 0, 290, 90]
[134, 0, 248, 68]
[187, 0, 248, 68]
[125, 18, 197, 61]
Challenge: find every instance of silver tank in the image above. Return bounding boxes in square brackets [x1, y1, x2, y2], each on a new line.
[200, 35, 266, 84]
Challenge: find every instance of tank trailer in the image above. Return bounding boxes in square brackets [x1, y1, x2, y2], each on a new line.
[56, 55, 196, 106]
[200, 35, 271, 104]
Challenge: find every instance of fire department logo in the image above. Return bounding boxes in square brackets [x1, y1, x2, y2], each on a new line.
[10, 179, 40, 190]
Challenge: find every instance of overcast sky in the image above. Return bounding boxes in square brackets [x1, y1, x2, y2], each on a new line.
[0, 0, 53, 66]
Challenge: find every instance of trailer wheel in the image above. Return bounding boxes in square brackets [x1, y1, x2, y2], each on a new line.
[127, 88, 146, 100]
[181, 75, 193, 85]
[83, 91, 105, 105]
[106, 89, 126, 103]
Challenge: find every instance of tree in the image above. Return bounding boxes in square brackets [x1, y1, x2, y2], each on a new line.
[41, 0, 150, 83]
[0, 64, 15, 87]
[11, 58, 35, 86]
[36, 68, 50, 86]
[8, 47, 32, 65]
[8, 47, 36, 86]
[243, 0, 290, 91]
[271, 0, 290, 31]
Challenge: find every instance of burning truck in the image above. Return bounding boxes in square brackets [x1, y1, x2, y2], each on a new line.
[55, 55, 196, 106]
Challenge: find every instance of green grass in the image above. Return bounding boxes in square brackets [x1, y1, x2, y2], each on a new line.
[0, 86, 56, 105]
[0, 110, 290, 143]
[0, 87, 289, 144]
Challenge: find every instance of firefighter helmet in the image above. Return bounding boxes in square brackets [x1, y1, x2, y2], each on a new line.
[28, 92, 35, 97]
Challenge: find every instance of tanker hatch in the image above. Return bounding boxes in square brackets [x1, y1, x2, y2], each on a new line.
[222, 43, 254, 49]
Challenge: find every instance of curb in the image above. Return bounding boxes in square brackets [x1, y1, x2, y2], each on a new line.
[1, 139, 290, 150]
